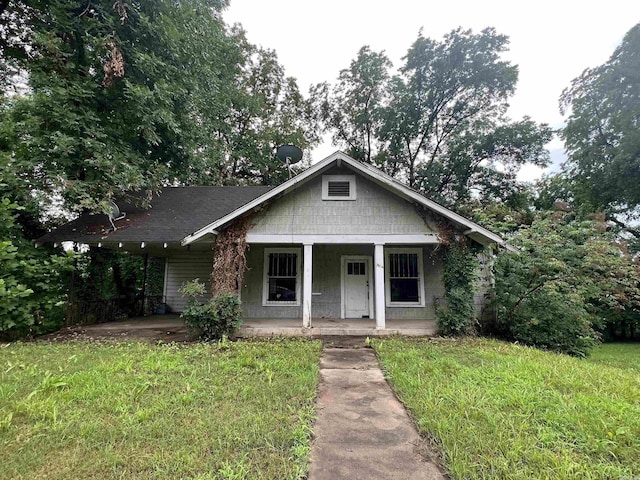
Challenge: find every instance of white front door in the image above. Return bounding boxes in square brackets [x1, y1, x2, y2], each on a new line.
[342, 256, 372, 318]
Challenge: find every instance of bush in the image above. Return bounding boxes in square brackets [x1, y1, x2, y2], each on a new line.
[180, 280, 243, 341]
[0, 198, 73, 340]
[436, 241, 480, 335]
[487, 214, 638, 357]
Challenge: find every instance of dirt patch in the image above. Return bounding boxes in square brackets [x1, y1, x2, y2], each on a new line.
[37, 316, 189, 343]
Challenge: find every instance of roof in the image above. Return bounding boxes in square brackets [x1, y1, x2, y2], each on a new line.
[37, 186, 273, 244]
[182, 151, 510, 249]
[39, 151, 510, 249]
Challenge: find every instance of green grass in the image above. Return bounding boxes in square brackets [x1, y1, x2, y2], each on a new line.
[589, 343, 640, 372]
[373, 337, 640, 480]
[0, 339, 321, 480]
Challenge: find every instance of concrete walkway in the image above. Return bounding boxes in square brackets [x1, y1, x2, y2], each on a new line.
[309, 348, 445, 480]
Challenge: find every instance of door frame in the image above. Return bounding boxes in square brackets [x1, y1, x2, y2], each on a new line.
[340, 255, 374, 319]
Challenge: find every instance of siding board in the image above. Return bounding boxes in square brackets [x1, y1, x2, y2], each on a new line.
[249, 167, 438, 237]
[164, 251, 212, 312]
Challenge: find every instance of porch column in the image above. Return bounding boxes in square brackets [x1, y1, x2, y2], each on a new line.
[303, 243, 313, 328]
[374, 243, 386, 329]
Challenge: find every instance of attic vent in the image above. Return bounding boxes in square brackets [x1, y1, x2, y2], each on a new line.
[322, 175, 356, 200]
[328, 181, 350, 197]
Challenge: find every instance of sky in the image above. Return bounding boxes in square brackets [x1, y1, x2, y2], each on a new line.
[223, 1, 640, 181]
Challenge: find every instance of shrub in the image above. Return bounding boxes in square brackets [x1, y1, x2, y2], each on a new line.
[488, 213, 639, 357]
[180, 280, 243, 341]
[436, 241, 480, 335]
[0, 198, 73, 340]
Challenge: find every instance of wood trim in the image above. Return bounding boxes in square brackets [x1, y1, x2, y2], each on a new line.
[384, 247, 426, 308]
[246, 234, 440, 244]
[340, 255, 374, 320]
[262, 247, 301, 307]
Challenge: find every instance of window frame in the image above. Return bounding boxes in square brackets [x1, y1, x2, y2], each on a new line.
[262, 247, 301, 306]
[322, 175, 356, 201]
[384, 247, 425, 307]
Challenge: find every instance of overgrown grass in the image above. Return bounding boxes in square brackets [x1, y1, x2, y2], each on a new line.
[0, 339, 321, 480]
[589, 343, 640, 372]
[373, 337, 640, 480]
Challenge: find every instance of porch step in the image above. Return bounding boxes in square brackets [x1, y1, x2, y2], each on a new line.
[236, 325, 437, 338]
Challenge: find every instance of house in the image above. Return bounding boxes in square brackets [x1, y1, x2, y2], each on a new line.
[39, 151, 506, 332]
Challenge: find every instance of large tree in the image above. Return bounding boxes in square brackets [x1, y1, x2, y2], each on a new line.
[314, 28, 552, 208]
[560, 22, 640, 238]
[0, 0, 318, 223]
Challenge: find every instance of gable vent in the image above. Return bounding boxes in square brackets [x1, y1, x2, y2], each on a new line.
[322, 174, 356, 200]
[327, 181, 350, 197]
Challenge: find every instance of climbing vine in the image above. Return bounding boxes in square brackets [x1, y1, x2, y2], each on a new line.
[436, 222, 482, 335]
[211, 216, 252, 296]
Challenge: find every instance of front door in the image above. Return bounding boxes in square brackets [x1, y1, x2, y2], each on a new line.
[342, 256, 372, 318]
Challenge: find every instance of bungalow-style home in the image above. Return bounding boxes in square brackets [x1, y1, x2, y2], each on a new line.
[39, 151, 506, 333]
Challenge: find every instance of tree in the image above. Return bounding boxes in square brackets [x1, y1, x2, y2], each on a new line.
[0, 196, 73, 339]
[0, 0, 319, 221]
[212, 39, 320, 186]
[489, 211, 640, 355]
[560, 22, 640, 238]
[314, 28, 552, 208]
[311, 46, 391, 164]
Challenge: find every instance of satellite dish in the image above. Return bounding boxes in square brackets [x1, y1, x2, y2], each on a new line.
[276, 145, 303, 164]
[107, 200, 126, 231]
[276, 145, 303, 179]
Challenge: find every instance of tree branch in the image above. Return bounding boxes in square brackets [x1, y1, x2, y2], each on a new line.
[607, 216, 640, 238]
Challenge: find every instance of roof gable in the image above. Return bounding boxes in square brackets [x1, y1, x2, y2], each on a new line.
[182, 151, 507, 248]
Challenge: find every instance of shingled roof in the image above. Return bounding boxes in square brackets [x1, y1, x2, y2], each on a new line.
[37, 186, 273, 244]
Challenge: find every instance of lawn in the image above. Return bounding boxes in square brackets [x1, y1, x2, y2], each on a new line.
[589, 342, 640, 372]
[0, 339, 322, 480]
[373, 338, 640, 480]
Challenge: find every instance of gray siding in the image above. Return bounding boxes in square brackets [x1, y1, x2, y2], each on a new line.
[241, 244, 445, 321]
[249, 167, 438, 236]
[163, 250, 212, 312]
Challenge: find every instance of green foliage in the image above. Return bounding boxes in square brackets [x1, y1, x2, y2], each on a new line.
[72, 248, 165, 318]
[0, 340, 321, 479]
[436, 241, 480, 335]
[180, 280, 242, 341]
[0, 0, 318, 220]
[0, 197, 73, 339]
[560, 22, 640, 220]
[490, 213, 640, 356]
[374, 338, 640, 480]
[313, 28, 552, 208]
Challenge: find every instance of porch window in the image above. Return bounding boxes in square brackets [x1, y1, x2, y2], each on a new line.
[385, 248, 425, 306]
[263, 248, 301, 306]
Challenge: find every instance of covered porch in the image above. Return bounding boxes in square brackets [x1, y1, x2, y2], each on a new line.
[241, 237, 445, 331]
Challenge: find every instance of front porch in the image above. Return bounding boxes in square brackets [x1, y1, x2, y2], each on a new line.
[43, 316, 437, 340]
[237, 318, 437, 337]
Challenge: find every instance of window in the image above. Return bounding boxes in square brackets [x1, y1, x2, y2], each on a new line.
[385, 248, 424, 306]
[263, 248, 301, 306]
[322, 175, 356, 200]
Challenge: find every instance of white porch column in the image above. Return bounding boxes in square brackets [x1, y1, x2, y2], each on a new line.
[302, 243, 313, 328]
[374, 243, 386, 329]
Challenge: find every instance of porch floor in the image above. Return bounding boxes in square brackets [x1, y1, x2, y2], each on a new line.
[238, 318, 437, 337]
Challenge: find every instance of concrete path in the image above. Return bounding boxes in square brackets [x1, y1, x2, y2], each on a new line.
[309, 348, 445, 480]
